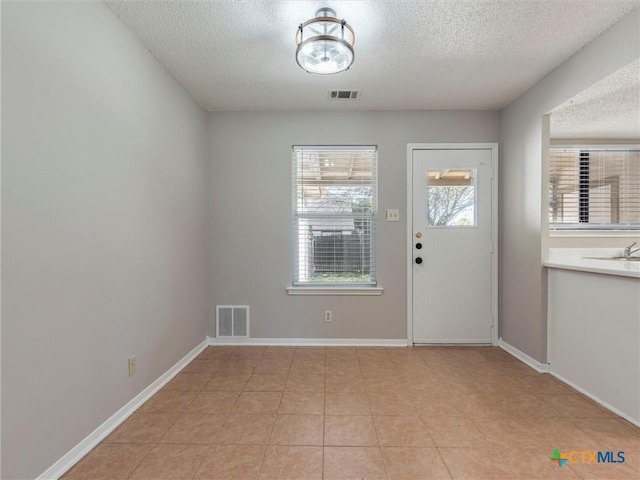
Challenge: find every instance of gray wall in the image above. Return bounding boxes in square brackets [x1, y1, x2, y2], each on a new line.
[1, 2, 209, 478]
[208, 111, 500, 340]
[499, 9, 640, 362]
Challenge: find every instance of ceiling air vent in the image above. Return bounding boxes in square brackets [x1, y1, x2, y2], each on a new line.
[329, 90, 360, 101]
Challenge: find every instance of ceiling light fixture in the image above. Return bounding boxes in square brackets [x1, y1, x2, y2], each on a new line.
[295, 7, 355, 75]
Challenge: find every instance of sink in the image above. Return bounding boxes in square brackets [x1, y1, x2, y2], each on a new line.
[584, 256, 640, 262]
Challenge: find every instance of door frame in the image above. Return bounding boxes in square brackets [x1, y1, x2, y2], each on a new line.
[406, 143, 499, 346]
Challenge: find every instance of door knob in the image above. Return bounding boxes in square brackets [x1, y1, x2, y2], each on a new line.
[415, 243, 422, 249]
[415, 257, 423, 264]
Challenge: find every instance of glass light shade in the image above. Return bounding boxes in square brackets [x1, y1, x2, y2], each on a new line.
[296, 38, 354, 75]
[295, 9, 355, 75]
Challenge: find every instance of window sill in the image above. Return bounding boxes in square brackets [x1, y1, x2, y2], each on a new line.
[550, 230, 640, 238]
[286, 286, 384, 296]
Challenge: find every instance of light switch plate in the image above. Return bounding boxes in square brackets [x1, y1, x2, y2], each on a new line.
[386, 209, 400, 222]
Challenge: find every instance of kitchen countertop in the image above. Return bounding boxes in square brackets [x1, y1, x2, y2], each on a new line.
[544, 248, 640, 279]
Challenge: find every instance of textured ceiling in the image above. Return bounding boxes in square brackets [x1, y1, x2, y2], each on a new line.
[551, 60, 640, 140]
[105, 1, 639, 112]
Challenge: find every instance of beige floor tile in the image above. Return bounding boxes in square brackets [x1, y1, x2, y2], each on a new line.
[187, 391, 240, 414]
[325, 415, 379, 446]
[325, 392, 371, 415]
[438, 447, 518, 479]
[325, 374, 365, 393]
[479, 418, 542, 451]
[160, 413, 226, 444]
[216, 358, 258, 375]
[513, 375, 576, 395]
[357, 349, 391, 362]
[404, 378, 442, 395]
[257, 445, 323, 480]
[473, 416, 599, 452]
[441, 381, 490, 396]
[496, 448, 582, 479]
[203, 373, 250, 391]
[269, 414, 323, 446]
[571, 417, 640, 446]
[61, 444, 152, 480]
[253, 358, 292, 374]
[536, 418, 604, 452]
[104, 413, 180, 444]
[181, 359, 223, 375]
[364, 376, 406, 394]
[368, 392, 418, 415]
[325, 363, 362, 377]
[194, 444, 266, 480]
[564, 457, 639, 479]
[544, 394, 616, 418]
[373, 415, 434, 447]
[415, 348, 456, 366]
[290, 359, 326, 375]
[163, 373, 213, 391]
[474, 347, 518, 363]
[471, 361, 538, 377]
[260, 347, 296, 361]
[65, 346, 639, 480]
[494, 394, 564, 418]
[440, 349, 490, 367]
[480, 376, 529, 395]
[285, 373, 326, 392]
[360, 361, 401, 379]
[325, 347, 358, 360]
[430, 365, 474, 383]
[233, 391, 282, 414]
[416, 392, 503, 418]
[128, 444, 209, 480]
[245, 373, 287, 392]
[215, 414, 275, 445]
[381, 447, 452, 479]
[137, 390, 198, 414]
[232, 346, 266, 360]
[293, 347, 326, 361]
[422, 416, 487, 448]
[323, 446, 387, 480]
[278, 391, 325, 415]
[196, 346, 235, 361]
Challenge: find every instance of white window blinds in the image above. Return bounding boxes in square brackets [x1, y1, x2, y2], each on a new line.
[293, 146, 377, 285]
[549, 148, 640, 229]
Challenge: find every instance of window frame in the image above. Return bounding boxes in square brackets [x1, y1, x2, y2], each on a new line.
[548, 145, 640, 233]
[290, 145, 380, 293]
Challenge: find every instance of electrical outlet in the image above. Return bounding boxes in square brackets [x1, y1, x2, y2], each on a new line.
[324, 310, 333, 322]
[386, 209, 400, 222]
[128, 355, 137, 377]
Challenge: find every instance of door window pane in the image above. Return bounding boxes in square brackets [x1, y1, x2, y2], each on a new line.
[427, 168, 476, 227]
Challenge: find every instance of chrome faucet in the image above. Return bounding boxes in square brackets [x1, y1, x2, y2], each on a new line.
[624, 241, 640, 257]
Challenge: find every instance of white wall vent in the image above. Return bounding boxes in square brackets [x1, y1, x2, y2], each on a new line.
[216, 305, 249, 338]
[328, 90, 360, 100]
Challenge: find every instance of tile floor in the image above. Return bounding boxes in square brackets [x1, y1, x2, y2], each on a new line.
[62, 346, 640, 479]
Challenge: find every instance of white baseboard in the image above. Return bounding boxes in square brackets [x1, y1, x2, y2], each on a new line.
[38, 339, 208, 480]
[413, 338, 492, 344]
[207, 336, 409, 347]
[498, 338, 550, 373]
[550, 371, 640, 428]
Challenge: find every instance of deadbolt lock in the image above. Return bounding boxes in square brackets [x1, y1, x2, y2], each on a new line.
[415, 232, 422, 238]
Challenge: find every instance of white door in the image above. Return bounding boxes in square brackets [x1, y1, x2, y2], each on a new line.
[409, 145, 497, 344]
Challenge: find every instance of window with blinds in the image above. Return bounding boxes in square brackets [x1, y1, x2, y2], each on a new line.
[549, 147, 640, 229]
[293, 146, 377, 285]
